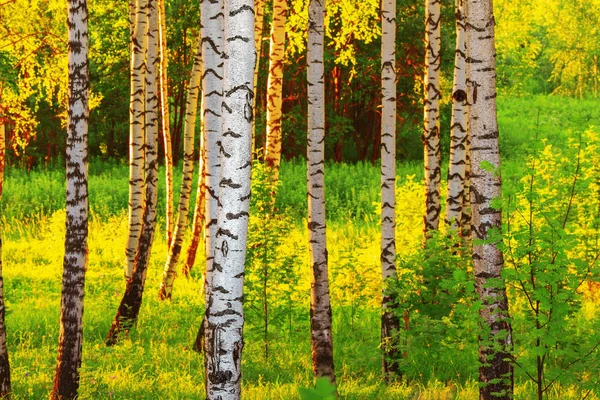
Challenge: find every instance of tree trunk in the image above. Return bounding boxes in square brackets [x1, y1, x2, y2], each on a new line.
[446, 0, 469, 232]
[105, 0, 160, 346]
[264, 0, 287, 181]
[203, 0, 254, 397]
[187, 0, 225, 350]
[51, 1, 89, 397]
[465, 1, 514, 398]
[380, 0, 401, 380]
[307, 0, 336, 384]
[125, 0, 148, 280]
[252, 0, 266, 154]
[423, 0, 441, 238]
[182, 121, 206, 278]
[0, 121, 11, 398]
[158, 0, 174, 246]
[158, 38, 202, 299]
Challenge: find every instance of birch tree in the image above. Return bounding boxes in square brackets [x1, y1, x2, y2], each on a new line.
[51, 0, 89, 396]
[380, 0, 401, 379]
[106, 0, 160, 345]
[264, 0, 287, 181]
[0, 118, 10, 398]
[423, 0, 442, 237]
[307, 0, 336, 383]
[203, 0, 254, 396]
[466, 0, 514, 397]
[158, 0, 174, 246]
[446, 0, 469, 232]
[158, 39, 202, 299]
[252, 0, 266, 152]
[125, 0, 149, 280]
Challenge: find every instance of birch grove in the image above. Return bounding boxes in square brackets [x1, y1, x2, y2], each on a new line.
[203, 0, 254, 396]
[466, 0, 514, 397]
[52, 0, 89, 396]
[307, 0, 336, 384]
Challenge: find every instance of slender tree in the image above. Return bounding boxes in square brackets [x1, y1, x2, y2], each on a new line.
[380, 0, 401, 380]
[263, 0, 287, 181]
[158, 0, 175, 246]
[466, 0, 514, 398]
[105, 0, 160, 345]
[307, 0, 336, 384]
[182, 140, 206, 277]
[252, 0, 266, 153]
[446, 0, 469, 232]
[125, 0, 149, 280]
[158, 39, 202, 299]
[0, 118, 10, 398]
[51, 0, 89, 397]
[203, 0, 254, 396]
[423, 0, 442, 238]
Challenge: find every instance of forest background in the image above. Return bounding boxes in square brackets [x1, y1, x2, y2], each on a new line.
[0, 0, 600, 398]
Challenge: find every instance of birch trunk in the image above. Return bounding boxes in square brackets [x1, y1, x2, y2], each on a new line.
[159, 39, 202, 299]
[51, 1, 89, 397]
[182, 129, 206, 277]
[264, 0, 287, 182]
[199, 0, 224, 310]
[125, 0, 148, 280]
[0, 121, 10, 398]
[307, 0, 336, 384]
[158, 0, 174, 246]
[203, 0, 254, 396]
[252, 0, 266, 153]
[466, 0, 514, 397]
[446, 0, 469, 231]
[423, 0, 441, 238]
[380, 0, 401, 380]
[106, 0, 160, 345]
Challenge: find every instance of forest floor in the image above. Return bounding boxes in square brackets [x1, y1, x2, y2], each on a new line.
[2, 95, 600, 398]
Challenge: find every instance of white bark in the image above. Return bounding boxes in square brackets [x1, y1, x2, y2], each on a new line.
[158, 38, 202, 299]
[446, 0, 469, 231]
[204, 0, 254, 397]
[380, 0, 400, 379]
[126, 0, 148, 280]
[466, 0, 513, 397]
[52, 0, 89, 396]
[307, 0, 335, 383]
[201, 0, 224, 307]
[423, 0, 441, 237]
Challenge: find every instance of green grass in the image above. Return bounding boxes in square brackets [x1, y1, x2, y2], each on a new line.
[1, 94, 599, 398]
